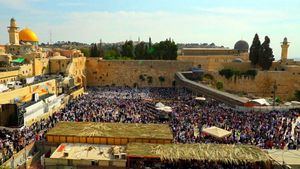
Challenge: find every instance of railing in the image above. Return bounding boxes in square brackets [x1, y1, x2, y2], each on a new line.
[175, 71, 248, 106]
[175, 71, 300, 111]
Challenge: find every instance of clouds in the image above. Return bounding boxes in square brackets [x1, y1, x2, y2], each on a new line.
[0, 0, 299, 58]
[0, 0, 45, 10]
[30, 9, 297, 58]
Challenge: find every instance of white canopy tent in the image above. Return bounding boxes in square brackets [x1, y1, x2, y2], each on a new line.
[155, 102, 165, 108]
[155, 102, 172, 112]
[291, 101, 300, 105]
[156, 106, 172, 112]
[195, 97, 206, 101]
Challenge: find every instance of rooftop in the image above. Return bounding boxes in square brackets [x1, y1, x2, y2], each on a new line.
[47, 122, 173, 140]
[50, 143, 126, 161]
[267, 149, 300, 167]
[126, 143, 272, 164]
[182, 48, 233, 51]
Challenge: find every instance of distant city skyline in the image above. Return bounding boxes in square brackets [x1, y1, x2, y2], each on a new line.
[0, 0, 299, 59]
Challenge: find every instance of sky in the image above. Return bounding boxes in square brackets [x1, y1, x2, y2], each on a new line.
[0, 0, 299, 59]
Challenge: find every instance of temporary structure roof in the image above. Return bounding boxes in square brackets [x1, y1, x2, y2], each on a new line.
[126, 143, 272, 165]
[202, 126, 231, 138]
[47, 122, 173, 140]
[156, 106, 172, 112]
[155, 102, 165, 108]
[249, 98, 270, 106]
[195, 97, 206, 101]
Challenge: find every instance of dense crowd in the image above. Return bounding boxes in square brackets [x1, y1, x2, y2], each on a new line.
[132, 160, 267, 169]
[0, 87, 299, 167]
[171, 97, 300, 150]
[0, 118, 52, 164]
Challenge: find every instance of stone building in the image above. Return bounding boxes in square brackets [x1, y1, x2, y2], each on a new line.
[177, 40, 249, 71]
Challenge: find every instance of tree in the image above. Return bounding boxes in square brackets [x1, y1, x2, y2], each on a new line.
[80, 48, 90, 57]
[121, 40, 134, 59]
[152, 39, 177, 60]
[258, 36, 275, 70]
[90, 43, 99, 57]
[98, 42, 105, 58]
[104, 47, 120, 60]
[135, 42, 147, 60]
[249, 34, 261, 65]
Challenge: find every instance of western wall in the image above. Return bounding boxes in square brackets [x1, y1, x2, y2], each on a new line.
[85, 58, 300, 101]
[86, 58, 197, 87]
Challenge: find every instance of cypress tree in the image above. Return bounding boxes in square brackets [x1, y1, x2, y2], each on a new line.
[258, 36, 275, 70]
[249, 34, 261, 65]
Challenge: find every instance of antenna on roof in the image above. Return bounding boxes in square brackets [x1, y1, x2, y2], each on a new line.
[49, 30, 53, 44]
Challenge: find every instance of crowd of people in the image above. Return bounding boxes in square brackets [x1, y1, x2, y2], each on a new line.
[132, 159, 268, 169]
[0, 118, 52, 164]
[0, 87, 299, 166]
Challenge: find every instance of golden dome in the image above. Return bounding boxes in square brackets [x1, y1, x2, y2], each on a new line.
[19, 28, 39, 42]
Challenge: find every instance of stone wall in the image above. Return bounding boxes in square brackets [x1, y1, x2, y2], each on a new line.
[0, 70, 18, 83]
[177, 53, 249, 72]
[19, 64, 33, 77]
[212, 70, 300, 100]
[86, 58, 196, 87]
[67, 57, 86, 87]
[49, 56, 86, 87]
[85, 58, 300, 100]
[0, 79, 57, 104]
[211, 61, 300, 100]
[33, 58, 49, 76]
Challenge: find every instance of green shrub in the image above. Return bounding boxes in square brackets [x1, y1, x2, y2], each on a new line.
[219, 69, 234, 79]
[139, 75, 145, 81]
[204, 73, 214, 80]
[216, 81, 223, 90]
[295, 90, 300, 101]
[219, 69, 257, 79]
[275, 96, 281, 103]
[243, 70, 257, 78]
[147, 76, 153, 84]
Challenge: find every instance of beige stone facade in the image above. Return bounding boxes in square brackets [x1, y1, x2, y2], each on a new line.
[178, 54, 249, 72]
[49, 55, 86, 87]
[178, 48, 249, 71]
[86, 59, 196, 87]
[0, 79, 57, 104]
[0, 70, 18, 84]
[7, 18, 19, 45]
[211, 63, 300, 100]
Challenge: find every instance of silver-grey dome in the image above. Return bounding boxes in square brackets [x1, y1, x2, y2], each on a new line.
[234, 40, 249, 51]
